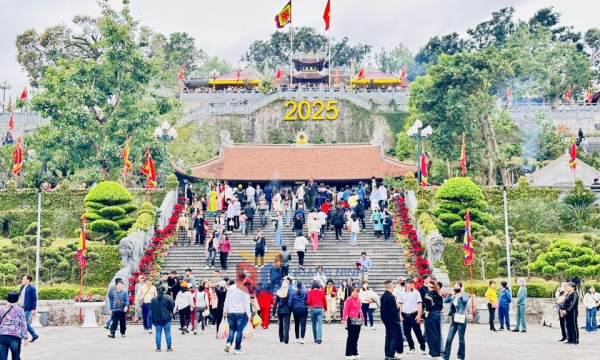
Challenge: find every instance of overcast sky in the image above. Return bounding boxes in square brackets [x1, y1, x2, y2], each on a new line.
[1, 0, 599, 101]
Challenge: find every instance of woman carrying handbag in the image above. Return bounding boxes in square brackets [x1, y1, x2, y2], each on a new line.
[442, 282, 471, 360]
[342, 287, 364, 360]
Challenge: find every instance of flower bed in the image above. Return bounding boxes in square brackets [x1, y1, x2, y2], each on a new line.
[74, 294, 105, 302]
[391, 196, 431, 288]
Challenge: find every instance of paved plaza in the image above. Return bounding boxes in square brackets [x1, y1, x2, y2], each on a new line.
[20, 323, 596, 360]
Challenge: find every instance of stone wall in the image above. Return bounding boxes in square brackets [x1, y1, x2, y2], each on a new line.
[452, 297, 556, 324]
[0, 300, 109, 326]
[190, 99, 401, 150]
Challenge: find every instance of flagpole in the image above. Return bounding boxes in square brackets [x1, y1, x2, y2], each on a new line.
[290, 17, 293, 87]
[35, 189, 41, 299]
[328, 4, 331, 88]
[469, 262, 476, 318]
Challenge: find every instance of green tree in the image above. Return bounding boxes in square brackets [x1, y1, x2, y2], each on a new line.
[414, 33, 470, 64]
[530, 239, 600, 284]
[84, 181, 136, 243]
[584, 28, 600, 70]
[193, 56, 233, 79]
[167, 123, 217, 172]
[560, 179, 598, 230]
[508, 232, 551, 278]
[467, 7, 517, 50]
[0, 263, 18, 286]
[374, 43, 414, 75]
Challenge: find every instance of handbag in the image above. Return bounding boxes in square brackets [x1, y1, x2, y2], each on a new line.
[349, 317, 362, 326]
[202, 308, 210, 317]
[453, 313, 466, 324]
[369, 302, 378, 309]
[228, 219, 234, 226]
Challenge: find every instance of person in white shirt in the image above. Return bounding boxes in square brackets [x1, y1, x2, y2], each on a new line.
[294, 233, 308, 269]
[296, 184, 306, 209]
[317, 209, 327, 240]
[223, 274, 253, 355]
[193, 284, 210, 334]
[398, 278, 426, 354]
[313, 266, 327, 287]
[584, 286, 600, 333]
[224, 184, 234, 203]
[174, 282, 194, 334]
[377, 184, 388, 209]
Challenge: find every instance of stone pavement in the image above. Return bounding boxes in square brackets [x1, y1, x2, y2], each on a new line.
[21, 323, 596, 360]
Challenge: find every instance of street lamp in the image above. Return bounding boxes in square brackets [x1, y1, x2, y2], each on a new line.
[209, 69, 220, 91]
[0, 80, 11, 113]
[407, 120, 433, 184]
[154, 121, 178, 188]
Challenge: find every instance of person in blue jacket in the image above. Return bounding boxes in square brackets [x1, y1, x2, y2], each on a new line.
[264, 184, 273, 211]
[356, 182, 366, 203]
[288, 281, 308, 344]
[498, 281, 512, 331]
[18, 274, 39, 342]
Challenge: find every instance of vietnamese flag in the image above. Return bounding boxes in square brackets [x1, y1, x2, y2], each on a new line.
[12, 138, 23, 175]
[323, 0, 331, 31]
[8, 112, 14, 131]
[20, 87, 27, 99]
[276, 67, 282, 83]
[569, 137, 577, 170]
[357, 68, 364, 80]
[141, 147, 157, 188]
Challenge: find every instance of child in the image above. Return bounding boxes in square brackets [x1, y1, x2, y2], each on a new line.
[239, 213, 247, 235]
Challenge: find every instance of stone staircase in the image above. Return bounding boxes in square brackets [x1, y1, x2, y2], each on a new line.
[162, 210, 408, 295]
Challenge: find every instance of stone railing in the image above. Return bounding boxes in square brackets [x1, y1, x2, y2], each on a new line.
[0, 112, 51, 124]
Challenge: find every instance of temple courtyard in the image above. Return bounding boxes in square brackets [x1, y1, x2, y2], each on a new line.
[21, 323, 595, 359]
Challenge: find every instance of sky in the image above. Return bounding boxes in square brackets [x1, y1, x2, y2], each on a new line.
[1, 0, 599, 102]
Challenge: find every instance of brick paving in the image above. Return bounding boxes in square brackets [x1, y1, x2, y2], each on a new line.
[21, 323, 596, 360]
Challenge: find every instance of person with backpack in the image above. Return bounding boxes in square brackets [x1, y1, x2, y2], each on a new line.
[293, 213, 304, 236]
[383, 212, 393, 240]
[280, 245, 292, 277]
[243, 202, 255, 235]
[288, 281, 308, 343]
[272, 282, 292, 344]
[0, 291, 28, 359]
[370, 207, 383, 238]
[354, 199, 366, 232]
[331, 206, 346, 241]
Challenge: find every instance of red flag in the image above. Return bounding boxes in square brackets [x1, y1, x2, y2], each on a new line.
[587, 82, 593, 103]
[276, 67, 282, 83]
[420, 151, 428, 187]
[236, 70, 241, 84]
[121, 137, 132, 175]
[12, 138, 23, 175]
[506, 87, 511, 104]
[76, 215, 87, 268]
[141, 147, 157, 188]
[275, 1, 292, 28]
[8, 112, 14, 131]
[569, 137, 577, 170]
[357, 68, 364, 80]
[20, 87, 27, 99]
[462, 211, 474, 265]
[323, 0, 331, 30]
[459, 132, 467, 175]
[178, 65, 185, 82]
[565, 85, 572, 103]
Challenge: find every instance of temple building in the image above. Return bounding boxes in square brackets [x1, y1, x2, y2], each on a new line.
[290, 53, 330, 85]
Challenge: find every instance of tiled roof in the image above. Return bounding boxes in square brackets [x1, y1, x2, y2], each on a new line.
[188, 143, 415, 181]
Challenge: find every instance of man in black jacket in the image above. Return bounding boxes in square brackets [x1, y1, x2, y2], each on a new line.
[243, 202, 255, 235]
[150, 286, 175, 352]
[305, 178, 318, 211]
[331, 206, 345, 241]
[381, 280, 402, 359]
[560, 282, 579, 345]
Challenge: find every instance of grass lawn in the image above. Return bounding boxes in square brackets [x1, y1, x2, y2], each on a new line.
[540, 233, 586, 244]
[0, 237, 78, 248]
[461, 277, 559, 288]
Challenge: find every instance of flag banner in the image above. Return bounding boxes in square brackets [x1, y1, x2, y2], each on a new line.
[12, 138, 23, 175]
[141, 147, 157, 188]
[20, 87, 27, 99]
[276, 67, 282, 83]
[8, 112, 14, 131]
[236, 70, 241, 84]
[178, 65, 185, 82]
[459, 132, 467, 175]
[357, 67, 364, 80]
[275, 1, 292, 28]
[569, 137, 577, 170]
[462, 210, 474, 265]
[121, 137, 132, 175]
[506, 87, 511, 103]
[587, 82, 593, 103]
[565, 84, 572, 103]
[420, 151, 428, 187]
[76, 215, 87, 268]
[323, 0, 331, 30]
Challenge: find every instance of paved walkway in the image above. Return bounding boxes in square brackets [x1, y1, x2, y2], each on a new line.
[21, 323, 596, 360]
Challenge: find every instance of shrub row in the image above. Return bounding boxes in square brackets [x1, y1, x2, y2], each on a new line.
[0, 286, 106, 300]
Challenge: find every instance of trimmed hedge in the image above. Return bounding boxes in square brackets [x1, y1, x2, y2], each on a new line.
[84, 181, 133, 205]
[467, 283, 556, 298]
[89, 219, 120, 233]
[98, 206, 126, 218]
[0, 286, 106, 300]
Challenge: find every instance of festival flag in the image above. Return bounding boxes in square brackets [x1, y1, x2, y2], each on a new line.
[178, 65, 185, 82]
[12, 138, 23, 175]
[323, 0, 331, 31]
[400, 65, 407, 85]
[506, 87, 511, 104]
[121, 137, 132, 175]
[236, 70, 241, 84]
[76, 215, 87, 268]
[565, 84, 572, 103]
[8, 111, 14, 131]
[275, 1, 292, 28]
[141, 147, 157, 188]
[357, 67, 365, 80]
[276, 67, 282, 83]
[459, 132, 467, 176]
[462, 210, 474, 265]
[20, 87, 27, 99]
[420, 151, 428, 187]
[587, 82, 594, 103]
[569, 137, 577, 170]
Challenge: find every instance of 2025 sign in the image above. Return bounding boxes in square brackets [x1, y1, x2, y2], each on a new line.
[284, 100, 339, 121]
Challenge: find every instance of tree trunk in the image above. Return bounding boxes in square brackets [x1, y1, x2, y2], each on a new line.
[446, 159, 452, 179]
[482, 129, 496, 186]
[483, 114, 508, 186]
[481, 259, 486, 281]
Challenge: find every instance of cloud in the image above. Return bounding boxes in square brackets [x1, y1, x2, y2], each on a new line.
[1, 0, 598, 100]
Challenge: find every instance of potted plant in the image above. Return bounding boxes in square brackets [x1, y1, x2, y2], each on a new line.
[73, 294, 106, 328]
[128, 304, 136, 321]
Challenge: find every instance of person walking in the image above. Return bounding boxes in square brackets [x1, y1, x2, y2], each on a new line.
[306, 281, 328, 344]
[347, 214, 360, 245]
[224, 273, 253, 355]
[442, 282, 471, 360]
[584, 286, 600, 333]
[193, 284, 209, 335]
[194, 211, 207, 245]
[214, 281, 228, 337]
[272, 190, 282, 213]
[383, 213, 393, 240]
[275, 211, 284, 246]
[150, 285, 175, 352]
[219, 235, 231, 271]
[370, 207, 383, 238]
[293, 213, 304, 236]
[398, 278, 426, 355]
[17, 274, 39, 342]
[294, 232, 308, 269]
[174, 282, 194, 334]
[225, 199, 235, 234]
[306, 178, 318, 210]
[269, 258, 283, 293]
[0, 291, 29, 359]
[342, 286, 364, 360]
[484, 280, 498, 332]
[424, 282, 443, 359]
[254, 230, 266, 268]
[137, 277, 158, 334]
[560, 281, 579, 345]
[325, 278, 338, 324]
[258, 194, 268, 228]
[357, 252, 372, 282]
[272, 282, 292, 344]
[359, 280, 379, 330]
[370, 184, 379, 211]
[339, 279, 352, 321]
[108, 279, 129, 338]
[381, 280, 402, 360]
[355, 199, 366, 232]
[243, 201, 255, 235]
[204, 232, 218, 270]
[283, 194, 292, 226]
[264, 184, 273, 211]
[233, 196, 242, 231]
[512, 278, 527, 333]
[208, 186, 218, 216]
[317, 208, 327, 240]
[257, 287, 274, 329]
[498, 281, 512, 331]
[307, 209, 321, 250]
[246, 183, 256, 208]
[288, 281, 308, 344]
[332, 206, 345, 241]
[280, 245, 292, 277]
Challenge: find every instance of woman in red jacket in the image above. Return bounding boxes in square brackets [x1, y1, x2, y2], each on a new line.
[342, 286, 364, 360]
[306, 281, 328, 344]
[257, 287, 274, 329]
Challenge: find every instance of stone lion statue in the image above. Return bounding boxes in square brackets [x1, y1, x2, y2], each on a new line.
[118, 230, 145, 275]
[426, 230, 445, 263]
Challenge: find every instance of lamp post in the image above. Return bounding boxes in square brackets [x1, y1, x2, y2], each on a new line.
[502, 186, 512, 292]
[407, 119, 433, 184]
[154, 121, 178, 188]
[209, 69, 220, 91]
[0, 80, 11, 113]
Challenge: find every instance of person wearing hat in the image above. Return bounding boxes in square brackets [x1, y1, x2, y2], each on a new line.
[513, 278, 528, 333]
[137, 277, 158, 334]
[108, 279, 130, 338]
[398, 277, 426, 355]
[0, 291, 28, 357]
[174, 281, 194, 334]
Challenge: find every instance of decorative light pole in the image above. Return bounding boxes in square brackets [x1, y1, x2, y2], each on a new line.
[153, 121, 178, 188]
[209, 69, 220, 91]
[407, 119, 433, 184]
[0, 80, 11, 113]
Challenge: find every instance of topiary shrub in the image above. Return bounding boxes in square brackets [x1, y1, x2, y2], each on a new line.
[432, 177, 493, 239]
[121, 204, 139, 214]
[83, 181, 136, 243]
[404, 172, 418, 192]
[89, 219, 120, 233]
[98, 206, 126, 218]
[84, 201, 104, 210]
[115, 217, 136, 229]
[84, 181, 133, 205]
[165, 174, 179, 191]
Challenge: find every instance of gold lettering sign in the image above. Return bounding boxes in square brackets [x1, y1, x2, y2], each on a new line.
[284, 100, 338, 121]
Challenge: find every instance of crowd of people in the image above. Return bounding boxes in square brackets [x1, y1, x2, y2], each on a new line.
[0, 132, 14, 147]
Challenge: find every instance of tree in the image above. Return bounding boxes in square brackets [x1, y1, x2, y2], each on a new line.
[414, 32, 471, 64]
[84, 181, 137, 243]
[560, 179, 598, 230]
[42, 257, 58, 286]
[0, 263, 18, 286]
[166, 123, 217, 172]
[530, 239, 600, 285]
[193, 56, 233, 79]
[30, 1, 177, 180]
[584, 28, 600, 70]
[509, 232, 551, 278]
[374, 43, 414, 75]
[467, 7, 517, 50]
